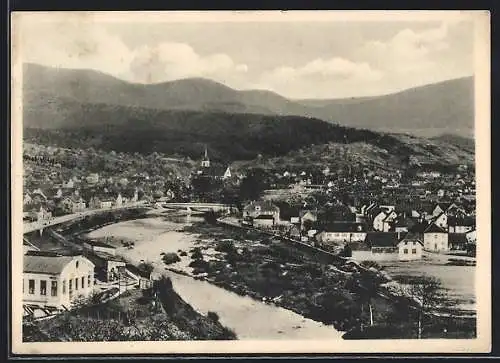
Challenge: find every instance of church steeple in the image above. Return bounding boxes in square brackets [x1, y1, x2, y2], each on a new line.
[201, 145, 210, 168]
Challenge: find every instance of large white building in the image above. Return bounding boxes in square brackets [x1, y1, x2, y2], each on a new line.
[23, 254, 95, 310]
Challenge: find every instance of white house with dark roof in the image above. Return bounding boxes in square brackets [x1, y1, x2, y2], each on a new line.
[23, 254, 95, 310]
[397, 232, 423, 261]
[423, 224, 449, 252]
[243, 201, 280, 225]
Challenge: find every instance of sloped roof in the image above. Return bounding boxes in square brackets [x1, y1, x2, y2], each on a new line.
[449, 233, 468, 244]
[424, 223, 447, 233]
[244, 200, 279, 213]
[24, 255, 76, 274]
[365, 232, 399, 248]
[448, 216, 476, 227]
[322, 222, 367, 232]
[254, 214, 275, 220]
[399, 232, 424, 243]
[299, 210, 318, 219]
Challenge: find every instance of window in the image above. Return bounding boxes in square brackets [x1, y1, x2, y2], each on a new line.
[403, 249, 408, 254]
[69, 279, 73, 293]
[63, 280, 66, 294]
[76, 261, 79, 268]
[28, 280, 35, 294]
[40, 280, 47, 295]
[88, 275, 91, 286]
[82, 276, 85, 289]
[75, 278, 78, 290]
[412, 249, 417, 254]
[51, 281, 57, 296]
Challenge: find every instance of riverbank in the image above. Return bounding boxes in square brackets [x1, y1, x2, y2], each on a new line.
[23, 276, 236, 341]
[179, 221, 476, 339]
[84, 217, 343, 339]
[78, 216, 476, 339]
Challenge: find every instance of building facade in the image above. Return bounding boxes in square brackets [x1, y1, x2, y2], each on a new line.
[23, 254, 95, 310]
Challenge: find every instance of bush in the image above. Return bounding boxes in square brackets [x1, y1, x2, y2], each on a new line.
[215, 240, 235, 253]
[207, 311, 220, 322]
[162, 253, 181, 265]
[191, 247, 203, 260]
[189, 259, 209, 271]
[179, 251, 188, 257]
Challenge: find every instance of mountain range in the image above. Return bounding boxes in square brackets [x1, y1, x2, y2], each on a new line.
[21, 63, 475, 167]
[23, 63, 474, 138]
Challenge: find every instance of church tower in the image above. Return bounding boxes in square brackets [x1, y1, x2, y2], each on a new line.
[201, 146, 210, 168]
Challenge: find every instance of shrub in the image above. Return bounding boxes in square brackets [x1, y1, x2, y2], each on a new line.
[179, 251, 188, 257]
[191, 247, 203, 260]
[207, 311, 220, 322]
[215, 240, 235, 253]
[189, 259, 209, 270]
[162, 253, 181, 265]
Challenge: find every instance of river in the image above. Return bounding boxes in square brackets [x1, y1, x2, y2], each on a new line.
[86, 215, 343, 340]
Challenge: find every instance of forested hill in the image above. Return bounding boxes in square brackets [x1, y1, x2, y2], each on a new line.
[23, 102, 474, 168]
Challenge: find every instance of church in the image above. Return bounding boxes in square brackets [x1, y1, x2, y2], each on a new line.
[195, 147, 232, 181]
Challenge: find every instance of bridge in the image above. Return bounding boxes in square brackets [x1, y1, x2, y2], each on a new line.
[23, 201, 237, 234]
[159, 202, 236, 213]
[23, 201, 148, 234]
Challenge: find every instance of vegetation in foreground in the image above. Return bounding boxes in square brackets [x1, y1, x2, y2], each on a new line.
[23, 276, 237, 342]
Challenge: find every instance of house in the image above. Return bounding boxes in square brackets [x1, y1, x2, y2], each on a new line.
[315, 222, 367, 246]
[23, 193, 33, 205]
[115, 193, 123, 207]
[252, 214, 276, 227]
[83, 252, 126, 282]
[466, 229, 477, 244]
[352, 232, 400, 261]
[86, 173, 99, 184]
[243, 201, 280, 225]
[223, 166, 232, 180]
[83, 240, 117, 256]
[423, 224, 449, 252]
[23, 254, 95, 310]
[448, 216, 475, 233]
[448, 233, 468, 251]
[62, 179, 75, 189]
[299, 210, 317, 230]
[36, 206, 52, 222]
[431, 202, 458, 217]
[397, 232, 423, 261]
[373, 209, 397, 232]
[99, 198, 114, 209]
[58, 196, 86, 214]
[431, 212, 448, 230]
[89, 196, 101, 210]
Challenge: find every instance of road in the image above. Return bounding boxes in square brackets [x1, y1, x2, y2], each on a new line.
[23, 201, 148, 234]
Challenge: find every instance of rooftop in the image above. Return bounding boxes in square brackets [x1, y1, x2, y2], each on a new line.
[24, 255, 78, 275]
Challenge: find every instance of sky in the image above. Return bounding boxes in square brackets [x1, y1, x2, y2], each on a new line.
[16, 12, 475, 99]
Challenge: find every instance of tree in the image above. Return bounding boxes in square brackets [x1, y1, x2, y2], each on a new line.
[239, 169, 267, 201]
[348, 266, 387, 330]
[390, 276, 445, 339]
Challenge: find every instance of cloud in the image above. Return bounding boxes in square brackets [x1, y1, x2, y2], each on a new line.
[256, 57, 383, 98]
[22, 22, 135, 78]
[129, 42, 248, 83]
[268, 57, 382, 81]
[21, 20, 248, 85]
[363, 22, 454, 74]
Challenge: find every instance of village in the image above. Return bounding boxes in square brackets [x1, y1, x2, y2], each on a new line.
[21, 141, 476, 336]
